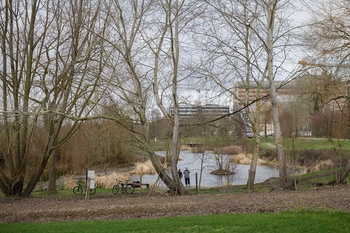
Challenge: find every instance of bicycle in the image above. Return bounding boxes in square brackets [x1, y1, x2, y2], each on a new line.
[73, 181, 96, 195]
[112, 180, 135, 194]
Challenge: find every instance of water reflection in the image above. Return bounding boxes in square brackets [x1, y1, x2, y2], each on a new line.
[132, 150, 279, 187]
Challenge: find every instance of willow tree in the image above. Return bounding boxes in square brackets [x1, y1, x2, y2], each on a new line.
[0, 0, 105, 196]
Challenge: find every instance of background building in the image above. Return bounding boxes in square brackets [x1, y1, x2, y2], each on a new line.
[172, 104, 230, 118]
[233, 80, 298, 137]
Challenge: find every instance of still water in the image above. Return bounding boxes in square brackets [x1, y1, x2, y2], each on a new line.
[132, 150, 279, 188]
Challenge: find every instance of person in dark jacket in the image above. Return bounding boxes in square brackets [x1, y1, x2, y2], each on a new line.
[178, 169, 183, 179]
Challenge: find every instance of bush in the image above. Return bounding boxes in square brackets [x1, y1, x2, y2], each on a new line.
[297, 149, 329, 167]
[260, 150, 277, 162]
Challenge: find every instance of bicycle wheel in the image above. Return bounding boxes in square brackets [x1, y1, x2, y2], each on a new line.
[125, 184, 135, 194]
[73, 186, 83, 195]
[112, 184, 120, 194]
[89, 188, 96, 195]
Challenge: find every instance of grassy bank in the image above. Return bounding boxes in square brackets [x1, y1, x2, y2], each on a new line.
[2, 210, 349, 233]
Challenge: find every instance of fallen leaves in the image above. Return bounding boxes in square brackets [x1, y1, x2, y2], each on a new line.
[1, 185, 350, 223]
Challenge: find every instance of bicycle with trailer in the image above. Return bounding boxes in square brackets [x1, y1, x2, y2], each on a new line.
[112, 180, 148, 194]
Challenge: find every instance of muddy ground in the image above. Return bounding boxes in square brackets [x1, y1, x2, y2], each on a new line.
[1, 185, 350, 223]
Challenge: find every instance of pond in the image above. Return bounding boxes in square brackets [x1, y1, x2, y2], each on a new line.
[132, 150, 279, 188]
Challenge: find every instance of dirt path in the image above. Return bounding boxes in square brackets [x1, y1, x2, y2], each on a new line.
[1, 185, 350, 223]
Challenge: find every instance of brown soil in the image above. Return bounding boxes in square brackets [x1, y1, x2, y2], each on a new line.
[1, 185, 350, 223]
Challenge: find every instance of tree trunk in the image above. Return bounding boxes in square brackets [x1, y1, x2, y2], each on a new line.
[170, 110, 185, 195]
[48, 149, 59, 193]
[272, 103, 288, 187]
[148, 152, 174, 188]
[169, 0, 185, 196]
[246, 134, 260, 191]
[198, 153, 205, 191]
[23, 153, 51, 197]
[266, 0, 288, 188]
[336, 159, 350, 184]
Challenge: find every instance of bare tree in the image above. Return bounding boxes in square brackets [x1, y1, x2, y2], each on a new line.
[198, 0, 296, 189]
[99, 0, 201, 195]
[303, 0, 350, 183]
[263, 0, 290, 188]
[196, 0, 263, 191]
[0, 0, 105, 196]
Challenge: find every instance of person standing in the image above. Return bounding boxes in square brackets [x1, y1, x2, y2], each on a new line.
[184, 167, 190, 187]
[178, 169, 183, 180]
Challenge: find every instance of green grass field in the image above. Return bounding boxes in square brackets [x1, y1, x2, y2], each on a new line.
[259, 137, 350, 150]
[1, 210, 349, 233]
[178, 136, 350, 151]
